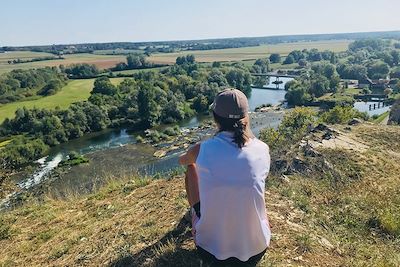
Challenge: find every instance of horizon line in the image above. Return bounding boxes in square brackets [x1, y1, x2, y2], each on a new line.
[2, 29, 400, 48]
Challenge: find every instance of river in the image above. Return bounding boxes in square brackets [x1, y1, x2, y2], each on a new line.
[5, 85, 290, 202]
[353, 101, 391, 116]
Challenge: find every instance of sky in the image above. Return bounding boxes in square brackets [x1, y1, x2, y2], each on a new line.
[1, 0, 400, 46]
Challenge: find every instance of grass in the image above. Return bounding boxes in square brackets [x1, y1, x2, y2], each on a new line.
[0, 79, 93, 123]
[0, 139, 11, 148]
[373, 111, 389, 124]
[1, 123, 399, 266]
[0, 77, 130, 123]
[148, 40, 351, 64]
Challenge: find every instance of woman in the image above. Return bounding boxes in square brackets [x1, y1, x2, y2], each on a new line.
[179, 88, 271, 266]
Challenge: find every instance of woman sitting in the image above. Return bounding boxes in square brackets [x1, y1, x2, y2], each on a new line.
[179, 88, 271, 266]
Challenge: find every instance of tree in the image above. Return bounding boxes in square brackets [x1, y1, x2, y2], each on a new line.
[64, 64, 99, 78]
[176, 55, 196, 65]
[283, 55, 295, 65]
[225, 68, 252, 96]
[390, 67, 400, 79]
[127, 54, 148, 69]
[208, 69, 228, 86]
[285, 86, 312, 106]
[92, 77, 117, 95]
[391, 50, 400, 66]
[337, 64, 368, 80]
[367, 61, 390, 79]
[37, 79, 63, 96]
[137, 82, 161, 128]
[269, 53, 281, 63]
[309, 75, 330, 97]
[212, 61, 221, 68]
[252, 58, 269, 73]
[192, 95, 209, 113]
[298, 59, 307, 67]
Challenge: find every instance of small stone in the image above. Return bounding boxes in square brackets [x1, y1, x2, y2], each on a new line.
[348, 118, 362, 125]
[293, 256, 303, 261]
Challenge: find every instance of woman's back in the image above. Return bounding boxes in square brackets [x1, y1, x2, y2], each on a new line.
[195, 131, 271, 261]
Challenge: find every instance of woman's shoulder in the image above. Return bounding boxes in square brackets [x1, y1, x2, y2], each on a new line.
[249, 137, 270, 151]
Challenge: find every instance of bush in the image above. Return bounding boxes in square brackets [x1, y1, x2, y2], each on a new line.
[135, 135, 144, 143]
[163, 126, 180, 136]
[320, 106, 369, 124]
[260, 107, 316, 151]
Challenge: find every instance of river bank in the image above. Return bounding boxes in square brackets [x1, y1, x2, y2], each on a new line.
[1, 109, 284, 208]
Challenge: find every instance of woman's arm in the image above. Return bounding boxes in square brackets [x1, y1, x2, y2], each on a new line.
[179, 143, 200, 166]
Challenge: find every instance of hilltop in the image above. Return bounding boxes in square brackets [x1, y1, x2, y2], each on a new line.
[1, 122, 400, 266]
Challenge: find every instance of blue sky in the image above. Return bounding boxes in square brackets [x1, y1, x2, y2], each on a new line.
[1, 0, 400, 46]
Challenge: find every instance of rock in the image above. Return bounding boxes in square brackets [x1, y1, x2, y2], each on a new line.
[293, 256, 303, 261]
[281, 174, 290, 183]
[153, 150, 167, 158]
[348, 118, 362, 125]
[313, 123, 329, 132]
[318, 237, 335, 250]
[272, 159, 288, 172]
[322, 131, 334, 140]
[291, 157, 309, 173]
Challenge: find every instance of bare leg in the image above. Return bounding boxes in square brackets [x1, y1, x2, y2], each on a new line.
[185, 164, 200, 207]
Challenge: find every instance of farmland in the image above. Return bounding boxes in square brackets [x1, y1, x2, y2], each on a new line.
[0, 78, 127, 123]
[0, 40, 351, 74]
[148, 40, 351, 64]
[0, 52, 127, 74]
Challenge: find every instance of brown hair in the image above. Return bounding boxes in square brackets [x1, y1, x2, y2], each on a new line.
[213, 111, 252, 148]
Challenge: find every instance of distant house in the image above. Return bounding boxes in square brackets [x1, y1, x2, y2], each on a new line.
[358, 77, 390, 90]
[388, 79, 398, 88]
[358, 77, 372, 89]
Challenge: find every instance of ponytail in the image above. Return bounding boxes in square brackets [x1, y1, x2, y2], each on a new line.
[213, 111, 251, 148]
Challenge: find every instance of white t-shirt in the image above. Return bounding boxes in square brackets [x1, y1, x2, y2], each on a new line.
[195, 131, 271, 261]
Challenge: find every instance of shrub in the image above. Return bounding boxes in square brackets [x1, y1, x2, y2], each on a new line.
[260, 107, 316, 151]
[320, 106, 369, 124]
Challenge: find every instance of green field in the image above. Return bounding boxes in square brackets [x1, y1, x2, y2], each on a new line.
[0, 77, 130, 123]
[148, 40, 352, 64]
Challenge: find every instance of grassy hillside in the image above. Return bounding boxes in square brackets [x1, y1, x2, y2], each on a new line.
[1, 123, 399, 266]
[0, 78, 127, 123]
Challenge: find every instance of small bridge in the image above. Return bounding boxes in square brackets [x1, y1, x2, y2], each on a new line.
[354, 94, 387, 102]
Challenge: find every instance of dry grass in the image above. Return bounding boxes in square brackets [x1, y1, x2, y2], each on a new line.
[1, 123, 400, 266]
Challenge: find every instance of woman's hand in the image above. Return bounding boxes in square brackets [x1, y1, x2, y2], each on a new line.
[179, 143, 200, 166]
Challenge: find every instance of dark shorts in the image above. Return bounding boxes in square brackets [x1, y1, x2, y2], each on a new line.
[191, 202, 266, 266]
